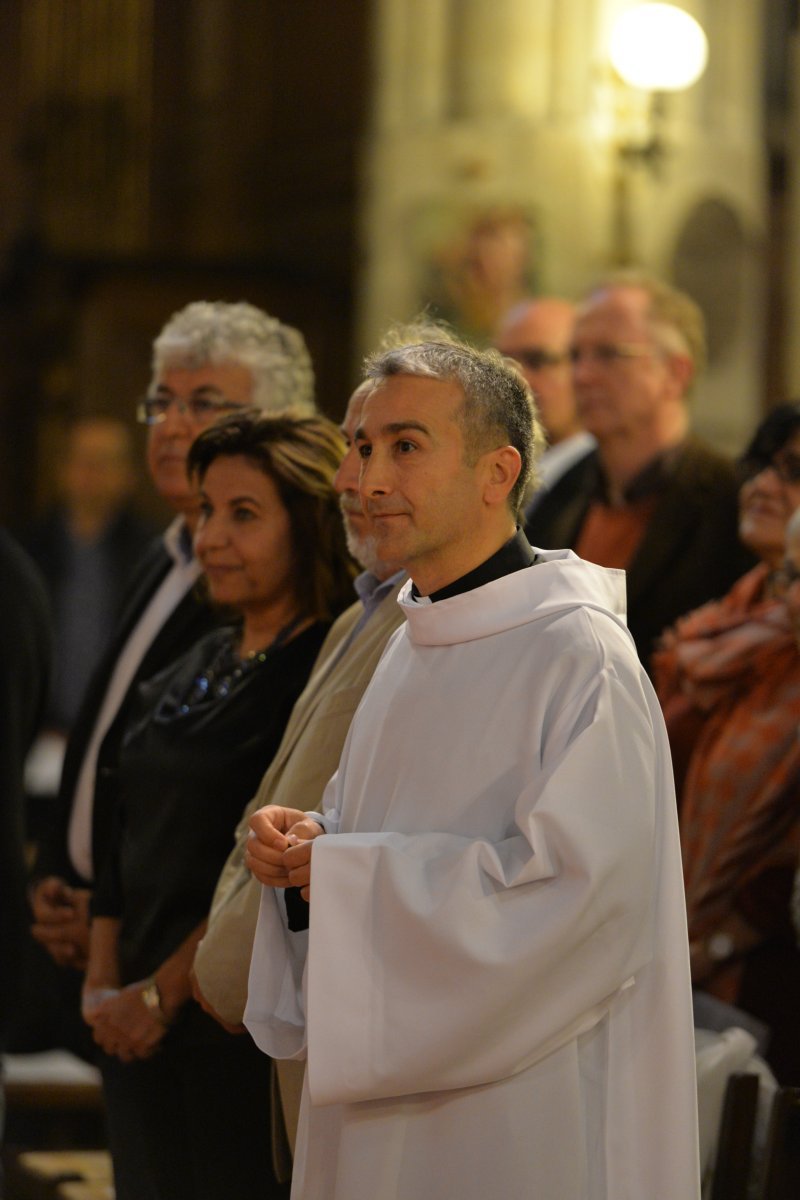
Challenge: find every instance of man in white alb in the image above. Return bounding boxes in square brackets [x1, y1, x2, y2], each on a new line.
[244, 332, 700, 1200]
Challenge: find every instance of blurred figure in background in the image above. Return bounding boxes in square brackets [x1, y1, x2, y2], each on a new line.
[494, 297, 594, 514]
[25, 415, 157, 740]
[0, 530, 51, 1172]
[654, 404, 800, 1083]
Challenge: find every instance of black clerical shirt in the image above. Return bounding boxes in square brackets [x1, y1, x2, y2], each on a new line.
[411, 528, 537, 603]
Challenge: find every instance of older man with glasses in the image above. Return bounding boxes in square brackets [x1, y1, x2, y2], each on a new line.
[494, 296, 594, 515]
[30, 301, 314, 986]
[525, 270, 753, 671]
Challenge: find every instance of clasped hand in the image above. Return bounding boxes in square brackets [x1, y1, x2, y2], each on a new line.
[245, 805, 325, 901]
[82, 982, 168, 1063]
[30, 877, 91, 969]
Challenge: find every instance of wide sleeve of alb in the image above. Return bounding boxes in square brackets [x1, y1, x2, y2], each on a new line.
[245, 767, 341, 1057]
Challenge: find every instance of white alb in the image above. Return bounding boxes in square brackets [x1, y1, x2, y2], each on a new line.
[246, 547, 700, 1200]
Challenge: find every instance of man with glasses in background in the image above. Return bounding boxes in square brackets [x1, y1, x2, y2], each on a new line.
[30, 300, 314, 985]
[525, 271, 753, 670]
[494, 296, 594, 515]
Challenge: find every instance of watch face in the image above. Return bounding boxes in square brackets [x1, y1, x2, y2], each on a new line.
[707, 932, 735, 962]
[141, 981, 161, 1011]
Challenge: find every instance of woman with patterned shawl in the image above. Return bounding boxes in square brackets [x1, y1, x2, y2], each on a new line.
[653, 403, 800, 1083]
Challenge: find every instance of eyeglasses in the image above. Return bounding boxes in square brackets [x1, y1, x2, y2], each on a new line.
[504, 347, 570, 371]
[136, 392, 242, 426]
[568, 343, 656, 367]
[739, 448, 800, 486]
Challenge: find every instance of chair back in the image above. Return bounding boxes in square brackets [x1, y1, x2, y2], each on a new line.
[710, 1072, 760, 1200]
[759, 1086, 800, 1200]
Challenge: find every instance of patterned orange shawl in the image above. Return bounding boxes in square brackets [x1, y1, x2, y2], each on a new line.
[653, 565, 800, 996]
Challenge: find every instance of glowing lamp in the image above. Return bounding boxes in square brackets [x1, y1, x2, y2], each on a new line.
[609, 3, 708, 92]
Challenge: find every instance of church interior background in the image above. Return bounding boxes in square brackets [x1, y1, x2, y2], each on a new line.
[0, 0, 796, 528]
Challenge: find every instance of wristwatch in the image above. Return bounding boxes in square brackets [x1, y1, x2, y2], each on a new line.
[140, 976, 167, 1022]
[706, 932, 735, 963]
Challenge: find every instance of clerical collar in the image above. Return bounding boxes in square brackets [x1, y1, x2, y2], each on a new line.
[411, 529, 537, 604]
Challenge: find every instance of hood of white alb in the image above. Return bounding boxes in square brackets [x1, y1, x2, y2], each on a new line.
[398, 547, 628, 647]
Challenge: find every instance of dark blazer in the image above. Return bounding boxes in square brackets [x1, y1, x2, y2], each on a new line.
[0, 530, 52, 1042]
[525, 438, 756, 669]
[35, 533, 218, 887]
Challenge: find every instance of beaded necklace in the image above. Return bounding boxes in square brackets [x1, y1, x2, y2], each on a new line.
[177, 614, 306, 714]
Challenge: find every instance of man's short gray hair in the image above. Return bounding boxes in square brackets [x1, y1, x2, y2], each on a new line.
[151, 301, 315, 412]
[364, 324, 544, 518]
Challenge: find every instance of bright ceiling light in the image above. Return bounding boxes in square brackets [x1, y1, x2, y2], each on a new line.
[609, 3, 708, 91]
